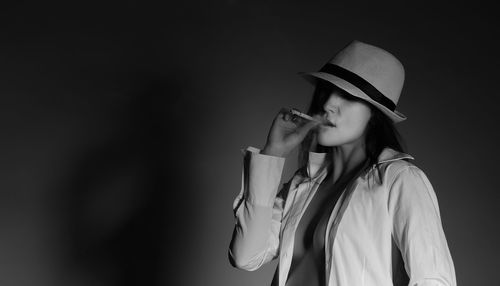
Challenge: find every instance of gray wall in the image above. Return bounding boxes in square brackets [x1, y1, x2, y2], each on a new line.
[0, 1, 498, 285]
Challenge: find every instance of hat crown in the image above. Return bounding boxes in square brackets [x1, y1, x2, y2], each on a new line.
[329, 40, 405, 105]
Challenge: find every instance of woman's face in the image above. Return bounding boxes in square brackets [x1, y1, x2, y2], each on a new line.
[316, 89, 372, 148]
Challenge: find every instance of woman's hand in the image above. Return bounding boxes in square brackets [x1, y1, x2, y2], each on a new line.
[261, 108, 322, 157]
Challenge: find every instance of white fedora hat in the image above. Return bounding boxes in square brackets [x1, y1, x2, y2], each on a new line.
[298, 40, 407, 123]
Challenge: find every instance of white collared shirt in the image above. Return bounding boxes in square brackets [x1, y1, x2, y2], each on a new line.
[229, 146, 456, 286]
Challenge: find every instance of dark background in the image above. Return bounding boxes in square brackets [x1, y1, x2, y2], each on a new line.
[1, 1, 498, 285]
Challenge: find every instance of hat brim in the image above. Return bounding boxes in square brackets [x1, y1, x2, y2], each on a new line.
[298, 71, 407, 123]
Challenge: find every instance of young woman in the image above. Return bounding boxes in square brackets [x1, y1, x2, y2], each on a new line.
[228, 41, 456, 286]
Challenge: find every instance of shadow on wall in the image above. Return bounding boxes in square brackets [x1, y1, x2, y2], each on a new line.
[53, 76, 190, 286]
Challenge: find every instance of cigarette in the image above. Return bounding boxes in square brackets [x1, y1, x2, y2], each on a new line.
[290, 108, 315, 121]
[290, 108, 334, 126]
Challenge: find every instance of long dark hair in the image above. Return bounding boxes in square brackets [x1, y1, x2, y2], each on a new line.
[297, 79, 406, 179]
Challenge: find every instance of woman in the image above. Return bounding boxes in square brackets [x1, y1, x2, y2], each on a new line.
[228, 41, 456, 286]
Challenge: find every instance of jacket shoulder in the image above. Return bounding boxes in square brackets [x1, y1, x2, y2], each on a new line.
[371, 158, 420, 187]
[383, 159, 417, 174]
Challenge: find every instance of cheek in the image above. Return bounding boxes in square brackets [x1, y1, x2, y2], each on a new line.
[343, 106, 371, 135]
[345, 117, 368, 135]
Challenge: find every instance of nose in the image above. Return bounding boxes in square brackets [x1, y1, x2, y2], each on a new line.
[323, 104, 339, 117]
[326, 105, 339, 114]
[323, 92, 343, 115]
[319, 110, 334, 124]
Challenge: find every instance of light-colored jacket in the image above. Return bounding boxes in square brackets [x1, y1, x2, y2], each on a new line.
[228, 146, 456, 286]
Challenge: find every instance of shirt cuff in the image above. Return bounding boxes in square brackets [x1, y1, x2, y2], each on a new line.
[240, 146, 286, 159]
[241, 146, 286, 206]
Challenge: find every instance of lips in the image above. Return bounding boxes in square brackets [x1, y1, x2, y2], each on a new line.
[321, 120, 335, 127]
[312, 115, 335, 127]
[320, 122, 335, 128]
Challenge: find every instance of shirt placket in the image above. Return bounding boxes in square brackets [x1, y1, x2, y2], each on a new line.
[278, 176, 324, 286]
[324, 177, 361, 285]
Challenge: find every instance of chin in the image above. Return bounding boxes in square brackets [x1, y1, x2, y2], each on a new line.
[317, 135, 341, 147]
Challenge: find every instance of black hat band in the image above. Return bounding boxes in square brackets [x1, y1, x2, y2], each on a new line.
[319, 63, 396, 111]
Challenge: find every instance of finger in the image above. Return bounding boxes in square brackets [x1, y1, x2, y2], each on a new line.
[279, 107, 292, 116]
[276, 108, 285, 121]
[283, 112, 291, 121]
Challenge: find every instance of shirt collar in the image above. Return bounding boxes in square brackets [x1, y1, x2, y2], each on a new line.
[306, 147, 414, 179]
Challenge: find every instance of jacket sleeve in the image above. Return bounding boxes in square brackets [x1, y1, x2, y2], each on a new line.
[388, 165, 457, 286]
[228, 146, 287, 271]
